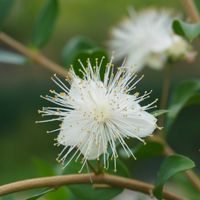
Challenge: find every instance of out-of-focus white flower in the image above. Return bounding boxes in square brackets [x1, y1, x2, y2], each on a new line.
[108, 9, 193, 72]
[37, 57, 157, 171]
[112, 189, 156, 200]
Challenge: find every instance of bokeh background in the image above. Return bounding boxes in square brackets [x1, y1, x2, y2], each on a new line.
[0, 0, 200, 199]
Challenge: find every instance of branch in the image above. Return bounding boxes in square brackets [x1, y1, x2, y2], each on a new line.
[0, 173, 183, 200]
[0, 32, 70, 79]
[181, 0, 200, 22]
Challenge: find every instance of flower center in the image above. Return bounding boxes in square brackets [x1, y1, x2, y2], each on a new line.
[92, 106, 108, 123]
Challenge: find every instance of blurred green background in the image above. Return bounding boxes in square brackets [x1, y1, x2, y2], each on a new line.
[0, 0, 200, 199]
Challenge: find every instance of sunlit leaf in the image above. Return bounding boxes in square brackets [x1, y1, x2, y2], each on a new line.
[172, 19, 200, 41]
[32, 0, 59, 48]
[154, 154, 195, 199]
[0, 50, 26, 65]
[62, 36, 96, 67]
[0, 0, 14, 29]
[62, 158, 129, 200]
[151, 109, 169, 117]
[166, 80, 200, 132]
[25, 188, 54, 200]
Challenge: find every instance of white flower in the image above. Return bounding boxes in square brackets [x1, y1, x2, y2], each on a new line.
[108, 9, 193, 71]
[37, 57, 157, 171]
[112, 189, 156, 200]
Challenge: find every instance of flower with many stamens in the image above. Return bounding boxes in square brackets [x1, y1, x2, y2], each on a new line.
[37, 57, 157, 171]
[108, 9, 194, 72]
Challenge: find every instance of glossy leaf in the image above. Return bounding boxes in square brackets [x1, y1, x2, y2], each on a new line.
[166, 80, 200, 132]
[173, 173, 200, 199]
[26, 189, 54, 200]
[62, 158, 129, 200]
[0, 50, 26, 65]
[33, 158, 68, 200]
[62, 36, 96, 67]
[134, 141, 164, 159]
[32, 0, 59, 48]
[0, 0, 14, 29]
[172, 19, 200, 41]
[151, 109, 169, 117]
[154, 154, 195, 199]
[72, 49, 109, 80]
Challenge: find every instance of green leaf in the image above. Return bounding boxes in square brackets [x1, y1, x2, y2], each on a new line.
[186, 93, 200, 107]
[154, 154, 195, 199]
[32, 0, 59, 48]
[33, 158, 69, 200]
[62, 158, 129, 200]
[173, 173, 200, 199]
[166, 80, 200, 132]
[25, 189, 54, 200]
[0, 50, 26, 65]
[172, 19, 200, 41]
[62, 36, 96, 67]
[33, 158, 56, 176]
[134, 142, 164, 159]
[72, 49, 109, 80]
[0, 0, 14, 29]
[151, 109, 169, 117]
[194, 0, 200, 12]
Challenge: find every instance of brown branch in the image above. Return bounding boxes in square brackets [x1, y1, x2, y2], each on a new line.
[181, 0, 200, 22]
[0, 32, 70, 79]
[0, 173, 183, 200]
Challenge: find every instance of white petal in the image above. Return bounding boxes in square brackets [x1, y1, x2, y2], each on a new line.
[79, 134, 107, 160]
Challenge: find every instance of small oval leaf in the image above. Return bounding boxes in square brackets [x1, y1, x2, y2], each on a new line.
[173, 19, 200, 41]
[25, 188, 54, 200]
[32, 0, 59, 48]
[0, 50, 26, 65]
[154, 154, 195, 199]
[166, 80, 200, 132]
[62, 36, 96, 67]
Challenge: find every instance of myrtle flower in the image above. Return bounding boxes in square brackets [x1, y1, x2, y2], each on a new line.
[37, 57, 157, 171]
[108, 9, 193, 72]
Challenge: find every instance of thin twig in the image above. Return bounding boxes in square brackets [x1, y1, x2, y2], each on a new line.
[0, 174, 183, 200]
[181, 0, 200, 22]
[0, 32, 70, 79]
[158, 65, 171, 132]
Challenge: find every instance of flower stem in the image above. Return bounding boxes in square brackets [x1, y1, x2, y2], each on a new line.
[181, 0, 200, 22]
[0, 174, 183, 200]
